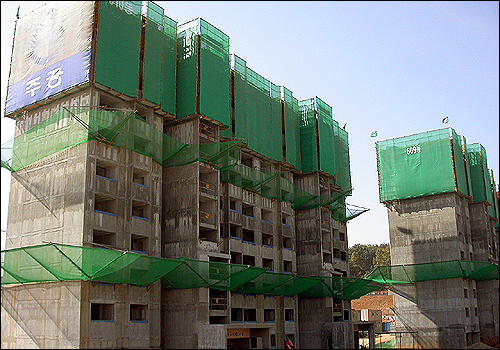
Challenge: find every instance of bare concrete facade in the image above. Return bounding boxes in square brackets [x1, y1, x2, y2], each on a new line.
[2, 88, 164, 349]
[385, 192, 499, 349]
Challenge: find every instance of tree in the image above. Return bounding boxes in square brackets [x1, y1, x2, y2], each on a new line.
[348, 243, 391, 278]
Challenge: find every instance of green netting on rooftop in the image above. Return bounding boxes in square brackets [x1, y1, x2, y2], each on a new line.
[176, 18, 231, 127]
[94, 0, 142, 99]
[283, 86, 301, 172]
[143, 1, 177, 114]
[299, 97, 352, 191]
[376, 128, 470, 202]
[0, 108, 241, 172]
[1, 243, 377, 300]
[365, 260, 499, 285]
[231, 56, 282, 162]
[467, 143, 497, 219]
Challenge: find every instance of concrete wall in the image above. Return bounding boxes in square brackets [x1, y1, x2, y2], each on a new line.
[1, 281, 83, 349]
[386, 192, 495, 348]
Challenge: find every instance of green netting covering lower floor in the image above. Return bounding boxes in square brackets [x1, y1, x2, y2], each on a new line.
[365, 259, 499, 285]
[2, 243, 497, 299]
[2, 243, 379, 300]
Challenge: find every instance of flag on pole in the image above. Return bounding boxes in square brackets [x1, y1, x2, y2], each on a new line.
[371, 131, 377, 137]
[342, 123, 347, 130]
[442, 116, 449, 124]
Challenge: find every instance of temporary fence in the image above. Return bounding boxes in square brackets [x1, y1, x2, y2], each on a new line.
[365, 259, 499, 285]
[1, 243, 378, 300]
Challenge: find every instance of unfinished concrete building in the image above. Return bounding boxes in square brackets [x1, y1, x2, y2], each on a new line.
[1, 1, 373, 349]
[375, 129, 499, 348]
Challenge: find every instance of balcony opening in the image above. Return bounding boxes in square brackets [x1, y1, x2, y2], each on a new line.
[243, 229, 255, 243]
[231, 308, 243, 322]
[242, 204, 254, 218]
[133, 168, 149, 188]
[263, 258, 273, 271]
[283, 237, 293, 250]
[241, 154, 253, 168]
[199, 227, 218, 243]
[92, 229, 116, 247]
[244, 308, 257, 322]
[130, 304, 147, 322]
[132, 200, 149, 221]
[243, 255, 255, 267]
[262, 233, 273, 247]
[231, 252, 243, 265]
[94, 195, 117, 216]
[284, 260, 293, 273]
[285, 309, 294, 322]
[96, 160, 117, 181]
[91, 303, 114, 321]
[131, 234, 148, 254]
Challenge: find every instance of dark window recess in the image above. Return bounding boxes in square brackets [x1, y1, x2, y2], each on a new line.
[231, 308, 243, 322]
[244, 308, 257, 322]
[264, 308, 275, 322]
[93, 229, 115, 247]
[285, 309, 294, 321]
[130, 304, 147, 321]
[91, 303, 114, 321]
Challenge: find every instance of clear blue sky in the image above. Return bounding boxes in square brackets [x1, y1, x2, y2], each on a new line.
[1, 1, 499, 250]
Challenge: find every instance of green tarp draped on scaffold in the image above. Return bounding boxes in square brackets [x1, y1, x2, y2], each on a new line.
[2, 243, 497, 298]
[0, 108, 368, 221]
[1, 243, 379, 300]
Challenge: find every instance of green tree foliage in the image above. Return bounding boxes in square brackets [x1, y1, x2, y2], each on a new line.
[348, 243, 391, 278]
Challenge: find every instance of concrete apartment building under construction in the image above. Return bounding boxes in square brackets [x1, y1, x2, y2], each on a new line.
[375, 129, 499, 348]
[1, 2, 374, 349]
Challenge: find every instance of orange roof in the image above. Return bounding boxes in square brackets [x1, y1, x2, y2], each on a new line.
[351, 291, 394, 316]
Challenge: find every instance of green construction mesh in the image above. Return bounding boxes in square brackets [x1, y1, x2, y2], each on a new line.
[365, 260, 499, 285]
[336, 126, 352, 191]
[239, 64, 282, 162]
[467, 143, 496, 221]
[490, 170, 499, 225]
[376, 128, 470, 202]
[176, 19, 198, 119]
[317, 97, 336, 176]
[283, 87, 301, 172]
[94, 1, 142, 98]
[1, 243, 381, 299]
[199, 19, 231, 127]
[0, 108, 241, 172]
[176, 19, 231, 127]
[1, 108, 366, 221]
[299, 98, 318, 173]
[142, 1, 177, 115]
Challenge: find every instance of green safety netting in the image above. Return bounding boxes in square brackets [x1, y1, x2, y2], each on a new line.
[298, 97, 352, 190]
[1, 107, 367, 221]
[1, 243, 378, 300]
[230, 56, 283, 163]
[94, 1, 143, 99]
[365, 260, 499, 285]
[144, 1, 177, 114]
[176, 18, 231, 127]
[467, 143, 497, 220]
[0, 108, 241, 172]
[377, 128, 471, 202]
